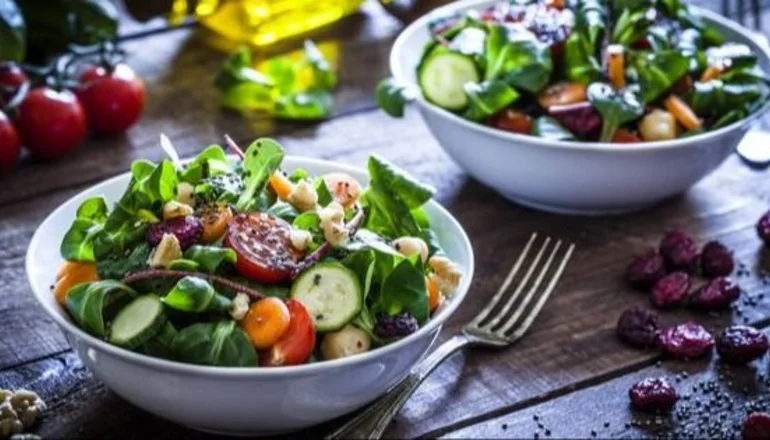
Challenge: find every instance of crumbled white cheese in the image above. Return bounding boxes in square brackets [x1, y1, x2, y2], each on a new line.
[428, 256, 462, 295]
[148, 234, 183, 268]
[289, 228, 312, 251]
[287, 180, 318, 212]
[229, 293, 250, 321]
[162, 200, 194, 220]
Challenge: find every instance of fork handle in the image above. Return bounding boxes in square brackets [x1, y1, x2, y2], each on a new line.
[326, 334, 471, 440]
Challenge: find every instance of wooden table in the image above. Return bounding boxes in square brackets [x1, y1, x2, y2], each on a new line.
[3, 1, 770, 438]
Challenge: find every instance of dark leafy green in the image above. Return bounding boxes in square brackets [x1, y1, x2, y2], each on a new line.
[265, 200, 299, 222]
[96, 243, 151, 280]
[372, 256, 429, 325]
[484, 24, 552, 93]
[235, 138, 284, 211]
[60, 197, 108, 262]
[179, 145, 232, 184]
[183, 245, 237, 273]
[705, 43, 757, 70]
[162, 276, 232, 314]
[685, 80, 766, 116]
[563, 32, 602, 84]
[463, 80, 520, 122]
[575, 0, 605, 50]
[313, 177, 334, 207]
[214, 47, 275, 112]
[65, 280, 137, 337]
[587, 83, 644, 142]
[275, 90, 334, 121]
[172, 321, 257, 367]
[142, 322, 178, 360]
[631, 50, 690, 103]
[376, 78, 408, 118]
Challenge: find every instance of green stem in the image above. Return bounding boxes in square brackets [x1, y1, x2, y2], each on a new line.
[599, 122, 617, 142]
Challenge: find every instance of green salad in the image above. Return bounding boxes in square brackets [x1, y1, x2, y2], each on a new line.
[54, 137, 461, 367]
[377, 0, 770, 143]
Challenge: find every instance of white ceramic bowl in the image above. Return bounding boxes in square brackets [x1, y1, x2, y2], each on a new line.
[391, 0, 770, 215]
[26, 156, 474, 435]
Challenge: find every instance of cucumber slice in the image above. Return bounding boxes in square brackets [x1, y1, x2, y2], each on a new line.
[110, 295, 166, 349]
[418, 49, 480, 111]
[291, 262, 362, 332]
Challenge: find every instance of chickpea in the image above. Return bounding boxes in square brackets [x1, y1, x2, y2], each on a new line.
[638, 109, 678, 142]
[323, 173, 362, 208]
[321, 325, 371, 360]
[392, 237, 429, 263]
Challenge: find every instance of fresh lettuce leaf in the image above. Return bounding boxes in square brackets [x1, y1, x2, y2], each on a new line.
[96, 243, 151, 280]
[183, 245, 237, 273]
[179, 145, 233, 184]
[372, 255, 429, 324]
[60, 197, 109, 262]
[235, 138, 285, 212]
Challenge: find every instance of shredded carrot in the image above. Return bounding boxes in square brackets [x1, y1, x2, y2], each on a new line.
[607, 45, 626, 90]
[664, 95, 702, 131]
[269, 172, 295, 200]
[700, 65, 724, 82]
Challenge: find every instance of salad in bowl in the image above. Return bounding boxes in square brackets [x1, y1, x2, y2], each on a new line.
[52, 137, 462, 368]
[378, 0, 770, 143]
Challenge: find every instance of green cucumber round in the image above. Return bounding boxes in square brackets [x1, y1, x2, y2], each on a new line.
[418, 49, 480, 111]
[109, 294, 166, 349]
[290, 262, 362, 332]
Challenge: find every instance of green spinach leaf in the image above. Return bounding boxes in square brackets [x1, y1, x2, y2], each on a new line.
[484, 24, 553, 93]
[275, 89, 334, 121]
[183, 245, 237, 273]
[532, 116, 576, 140]
[686, 80, 766, 116]
[172, 321, 257, 367]
[142, 322, 178, 360]
[587, 83, 644, 142]
[60, 197, 109, 262]
[162, 276, 232, 314]
[631, 50, 690, 103]
[463, 80, 520, 121]
[235, 138, 285, 212]
[563, 32, 602, 84]
[96, 242, 151, 280]
[376, 78, 408, 118]
[179, 145, 232, 184]
[65, 280, 137, 337]
[372, 256, 429, 324]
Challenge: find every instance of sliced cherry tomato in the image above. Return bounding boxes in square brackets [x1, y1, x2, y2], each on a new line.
[261, 299, 316, 366]
[241, 297, 291, 349]
[0, 110, 21, 171]
[77, 63, 145, 135]
[15, 87, 87, 161]
[489, 109, 533, 135]
[612, 128, 642, 143]
[224, 212, 305, 284]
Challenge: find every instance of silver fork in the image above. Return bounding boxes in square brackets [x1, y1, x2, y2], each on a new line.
[326, 233, 576, 440]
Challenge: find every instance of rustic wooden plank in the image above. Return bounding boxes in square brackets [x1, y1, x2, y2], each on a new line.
[4, 110, 770, 437]
[442, 327, 770, 439]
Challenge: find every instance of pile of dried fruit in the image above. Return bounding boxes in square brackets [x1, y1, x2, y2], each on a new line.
[625, 231, 738, 310]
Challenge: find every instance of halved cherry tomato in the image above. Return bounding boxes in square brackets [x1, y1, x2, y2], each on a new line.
[261, 299, 316, 366]
[199, 203, 233, 243]
[224, 212, 305, 284]
[77, 63, 145, 135]
[489, 109, 533, 135]
[323, 172, 362, 208]
[241, 297, 291, 349]
[54, 261, 99, 304]
[611, 128, 642, 143]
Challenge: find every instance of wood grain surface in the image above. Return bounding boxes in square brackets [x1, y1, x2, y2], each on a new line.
[1, 0, 770, 439]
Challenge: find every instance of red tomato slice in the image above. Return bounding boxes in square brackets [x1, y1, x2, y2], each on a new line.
[612, 128, 642, 143]
[224, 212, 305, 284]
[261, 300, 316, 367]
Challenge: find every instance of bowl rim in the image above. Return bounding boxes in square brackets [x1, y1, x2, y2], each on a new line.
[390, 0, 770, 153]
[25, 155, 475, 377]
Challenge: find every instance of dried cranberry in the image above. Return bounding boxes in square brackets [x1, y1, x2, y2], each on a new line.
[757, 211, 770, 245]
[700, 241, 734, 278]
[616, 307, 660, 348]
[743, 412, 770, 440]
[629, 378, 678, 413]
[650, 272, 690, 309]
[374, 312, 419, 339]
[716, 325, 769, 364]
[548, 102, 602, 138]
[625, 250, 666, 291]
[147, 216, 203, 250]
[689, 277, 741, 310]
[658, 322, 714, 359]
[659, 231, 700, 273]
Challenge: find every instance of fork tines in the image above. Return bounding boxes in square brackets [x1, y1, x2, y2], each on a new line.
[468, 233, 575, 342]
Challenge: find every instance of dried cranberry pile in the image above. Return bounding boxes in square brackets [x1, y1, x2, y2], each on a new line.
[625, 231, 739, 311]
